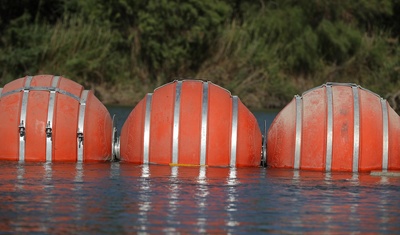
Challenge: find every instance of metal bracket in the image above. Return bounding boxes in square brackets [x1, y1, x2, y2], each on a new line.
[77, 132, 84, 148]
[46, 121, 52, 139]
[111, 115, 120, 161]
[77, 90, 89, 162]
[19, 76, 33, 162]
[261, 120, 267, 167]
[113, 136, 121, 161]
[19, 121, 26, 138]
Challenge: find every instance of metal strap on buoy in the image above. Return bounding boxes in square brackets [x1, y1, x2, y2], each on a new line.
[294, 95, 302, 170]
[352, 85, 360, 173]
[230, 96, 239, 167]
[168, 81, 239, 167]
[111, 115, 121, 161]
[19, 76, 33, 162]
[119, 79, 262, 166]
[140, 80, 243, 167]
[261, 120, 267, 167]
[3, 75, 87, 162]
[0, 75, 112, 162]
[172, 81, 182, 164]
[77, 90, 89, 162]
[381, 99, 389, 171]
[45, 76, 60, 162]
[269, 82, 397, 172]
[325, 85, 333, 172]
[294, 84, 361, 172]
[200, 82, 209, 166]
[143, 93, 153, 164]
[2, 85, 81, 102]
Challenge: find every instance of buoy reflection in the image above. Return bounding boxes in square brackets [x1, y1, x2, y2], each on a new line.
[225, 168, 239, 231]
[196, 166, 208, 233]
[138, 165, 152, 233]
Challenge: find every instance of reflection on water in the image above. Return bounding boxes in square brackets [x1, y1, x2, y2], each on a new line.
[0, 162, 399, 234]
[166, 166, 179, 234]
[195, 166, 208, 233]
[225, 168, 239, 233]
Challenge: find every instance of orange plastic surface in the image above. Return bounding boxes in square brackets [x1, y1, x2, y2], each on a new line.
[236, 100, 262, 167]
[331, 86, 354, 171]
[0, 77, 25, 161]
[206, 84, 231, 166]
[53, 77, 82, 162]
[0, 75, 112, 162]
[84, 91, 112, 161]
[120, 98, 146, 164]
[178, 81, 203, 165]
[359, 90, 383, 171]
[25, 75, 52, 161]
[301, 88, 326, 170]
[148, 83, 175, 164]
[267, 99, 297, 168]
[267, 84, 400, 172]
[120, 80, 262, 167]
[388, 106, 400, 170]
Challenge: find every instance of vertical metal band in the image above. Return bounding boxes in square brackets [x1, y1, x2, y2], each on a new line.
[143, 93, 153, 164]
[19, 76, 33, 162]
[381, 99, 389, 171]
[326, 85, 333, 172]
[352, 86, 360, 173]
[77, 90, 89, 162]
[200, 82, 209, 166]
[45, 76, 60, 162]
[230, 96, 239, 167]
[294, 95, 302, 170]
[172, 81, 182, 164]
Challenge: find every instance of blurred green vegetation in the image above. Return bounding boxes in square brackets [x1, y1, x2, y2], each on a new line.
[0, 0, 399, 110]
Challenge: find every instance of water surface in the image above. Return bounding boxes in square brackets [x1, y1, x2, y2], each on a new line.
[0, 163, 399, 234]
[0, 107, 399, 234]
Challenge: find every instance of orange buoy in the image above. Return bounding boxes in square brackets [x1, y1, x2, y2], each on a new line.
[0, 75, 114, 162]
[267, 82, 400, 172]
[120, 80, 262, 167]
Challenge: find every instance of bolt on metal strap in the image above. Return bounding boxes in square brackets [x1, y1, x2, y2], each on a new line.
[19, 76, 33, 162]
[77, 90, 89, 162]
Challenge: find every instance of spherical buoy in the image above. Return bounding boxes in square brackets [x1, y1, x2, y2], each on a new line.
[120, 80, 262, 167]
[267, 82, 400, 172]
[0, 75, 113, 162]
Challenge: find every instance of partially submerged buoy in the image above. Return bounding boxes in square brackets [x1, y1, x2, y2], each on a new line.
[0, 75, 113, 162]
[267, 82, 400, 172]
[120, 80, 262, 167]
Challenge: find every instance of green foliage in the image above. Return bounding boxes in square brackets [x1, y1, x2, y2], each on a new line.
[136, 0, 230, 76]
[0, 12, 127, 86]
[0, 0, 399, 109]
[316, 20, 362, 64]
[0, 11, 49, 83]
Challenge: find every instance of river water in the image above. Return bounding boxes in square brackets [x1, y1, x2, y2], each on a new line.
[0, 106, 399, 234]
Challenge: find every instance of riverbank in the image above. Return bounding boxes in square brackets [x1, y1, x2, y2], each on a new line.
[1, 1, 399, 112]
[92, 76, 400, 114]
